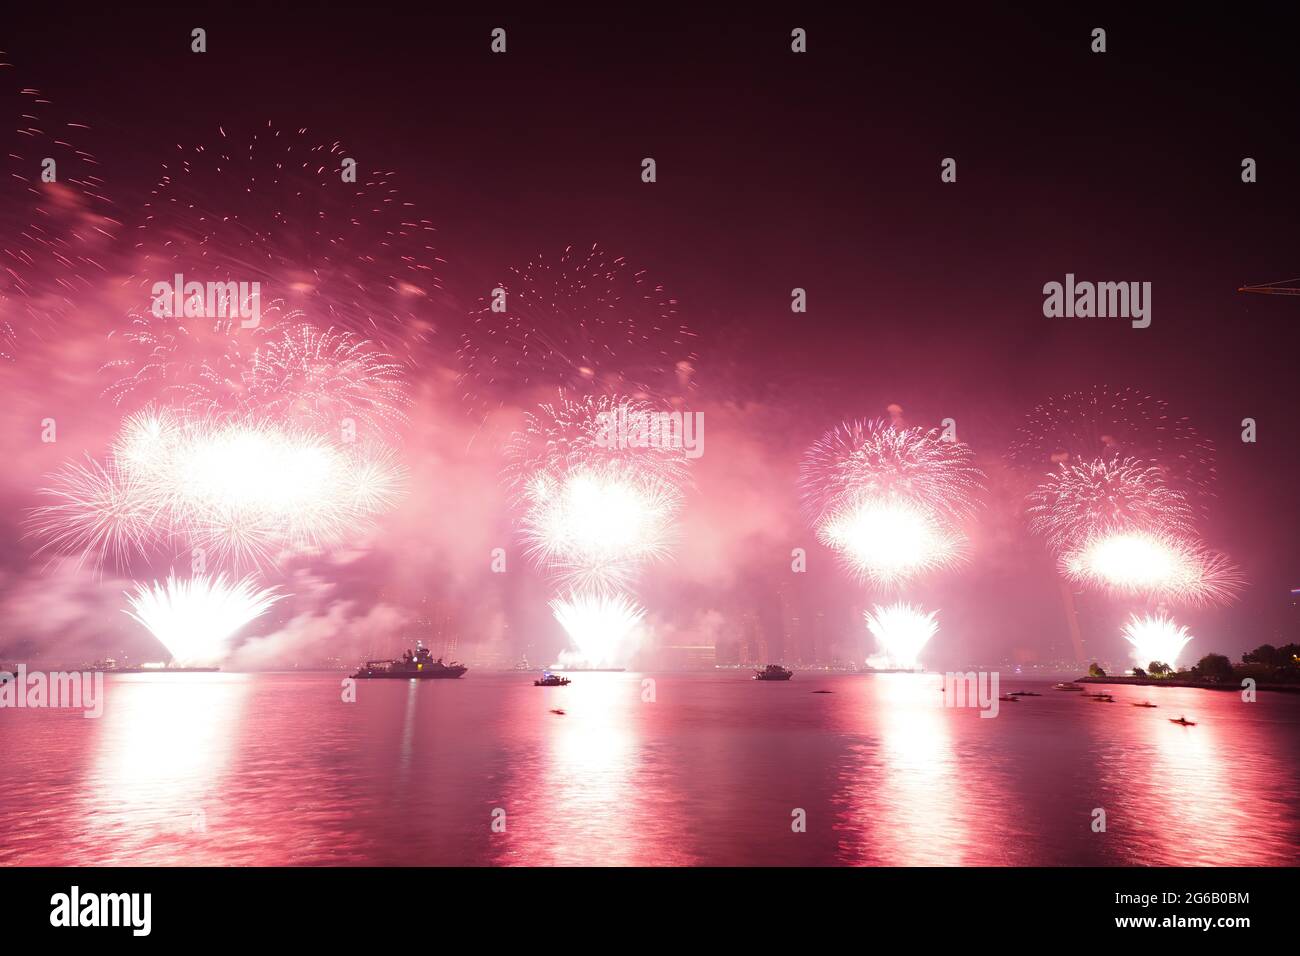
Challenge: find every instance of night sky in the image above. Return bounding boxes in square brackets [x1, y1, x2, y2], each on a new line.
[2, 8, 1296, 668]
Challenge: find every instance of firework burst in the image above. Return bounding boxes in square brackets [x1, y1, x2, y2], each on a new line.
[800, 418, 983, 587]
[123, 573, 283, 667]
[507, 394, 689, 592]
[864, 603, 939, 670]
[29, 406, 405, 571]
[549, 590, 646, 669]
[1121, 612, 1194, 670]
[1060, 530, 1243, 607]
[1010, 386, 1216, 514]
[1026, 457, 1194, 551]
[459, 244, 696, 418]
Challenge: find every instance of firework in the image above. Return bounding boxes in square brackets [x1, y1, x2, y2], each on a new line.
[508, 394, 689, 591]
[864, 603, 939, 670]
[799, 418, 983, 587]
[242, 323, 412, 440]
[123, 573, 283, 667]
[29, 406, 405, 571]
[1, 54, 121, 359]
[122, 122, 442, 361]
[459, 244, 696, 417]
[549, 590, 646, 669]
[1026, 457, 1194, 550]
[1121, 613, 1194, 670]
[1061, 530, 1243, 606]
[1010, 386, 1216, 513]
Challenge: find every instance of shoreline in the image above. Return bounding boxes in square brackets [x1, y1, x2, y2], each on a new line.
[1076, 675, 1300, 694]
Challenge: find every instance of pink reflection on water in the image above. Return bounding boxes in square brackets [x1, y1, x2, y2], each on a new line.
[492, 673, 698, 866]
[80, 673, 251, 864]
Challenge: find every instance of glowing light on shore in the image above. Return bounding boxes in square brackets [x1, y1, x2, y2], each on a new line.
[864, 603, 939, 671]
[123, 574, 284, 667]
[549, 590, 646, 669]
[1122, 613, 1194, 670]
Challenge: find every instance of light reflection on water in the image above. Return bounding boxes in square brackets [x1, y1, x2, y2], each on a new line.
[2, 671, 1297, 866]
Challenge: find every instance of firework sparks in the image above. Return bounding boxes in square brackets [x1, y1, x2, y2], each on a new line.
[799, 418, 983, 587]
[864, 603, 939, 671]
[1026, 457, 1194, 550]
[549, 590, 646, 669]
[123, 573, 284, 667]
[459, 243, 696, 418]
[1121, 612, 1194, 670]
[508, 394, 689, 592]
[124, 122, 442, 361]
[29, 406, 405, 571]
[1010, 386, 1216, 514]
[1060, 530, 1243, 606]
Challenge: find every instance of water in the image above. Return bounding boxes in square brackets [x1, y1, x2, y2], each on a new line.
[3, 671, 1298, 866]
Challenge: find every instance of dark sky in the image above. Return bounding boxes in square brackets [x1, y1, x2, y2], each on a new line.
[3, 7, 1297, 666]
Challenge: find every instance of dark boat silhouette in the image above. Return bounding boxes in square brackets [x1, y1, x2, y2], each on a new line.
[1170, 716, 1196, 726]
[352, 644, 467, 679]
[1133, 701, 1158, 708]
[753, 664, 793, 681]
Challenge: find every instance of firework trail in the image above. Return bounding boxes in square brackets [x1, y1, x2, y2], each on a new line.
[799, 418, 983, 587]
[1026, 457, 1195, 551]
[29, 406, 405, 571]
[1, 53, 120, 358]
[459, 244, 697, 419]
[119, 121, 443, 363]
[864, 603, 939, 671]
[549, 590, 646, 669]
[1060, 530, 1242, 607]
[123, 573, 283, 667]
[1121, 612, 1194, 670]
[1009, 386, 1216, 514]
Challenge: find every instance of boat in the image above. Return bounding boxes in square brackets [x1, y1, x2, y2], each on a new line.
[1170, 716, 1196, 726]
[351, 644, 467, 680]
[1053, 682, 1085, 691]
[1008, 691, 1041, 697]
[1089, 694, 1115, 702]
[753, 664, 793, 681]
[1133, 701, 1158, 708]
[534, 672, 571, 687]
[998, 695, 1019, 702]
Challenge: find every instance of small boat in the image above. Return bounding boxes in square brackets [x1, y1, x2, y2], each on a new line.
[534, 672, 571, 687]
[998, 695, 1019, 702]
[1170, 716, 1196, 726]
[1132, 701, 1157, 708]
[549, 708, 566, 715]
[811, 689, 833, 694]
[1091, 694, 1115, 702]
[754, 664, 793, 681]
[1008, 691, 1041, 697]
[1053, 682, 1085, 691]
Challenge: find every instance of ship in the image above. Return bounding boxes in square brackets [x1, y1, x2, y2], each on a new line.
[534, 672, 571, 687]
[753, 664, 793, 681]
[351, 644, 467, 680]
